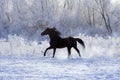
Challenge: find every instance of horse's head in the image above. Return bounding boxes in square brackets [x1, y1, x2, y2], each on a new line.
[41, 27, 61, 36]
[41, 28, 50, 36]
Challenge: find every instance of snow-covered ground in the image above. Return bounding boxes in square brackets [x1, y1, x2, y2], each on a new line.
[0, 35, 120, 80]
[0, 57, 120, 80]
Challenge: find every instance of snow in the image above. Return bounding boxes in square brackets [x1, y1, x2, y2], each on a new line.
[0, 57, 120, 80]
[0, 35, 120, 80]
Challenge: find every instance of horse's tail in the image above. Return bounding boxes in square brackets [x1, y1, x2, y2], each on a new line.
[75, 38, 85, 49]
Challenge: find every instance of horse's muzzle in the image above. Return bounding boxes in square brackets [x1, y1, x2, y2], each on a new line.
[41, 33, 44, 36]
[41, 32, 45, 36]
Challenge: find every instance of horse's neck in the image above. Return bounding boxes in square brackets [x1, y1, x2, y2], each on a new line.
[49, 34, 61, 42]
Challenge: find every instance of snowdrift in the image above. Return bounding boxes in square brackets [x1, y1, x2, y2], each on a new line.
[0, 34, 120, 59]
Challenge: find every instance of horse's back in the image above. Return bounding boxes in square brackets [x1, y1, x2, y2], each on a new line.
[50, 36, 77, 48]
[63, 37, 77, 46]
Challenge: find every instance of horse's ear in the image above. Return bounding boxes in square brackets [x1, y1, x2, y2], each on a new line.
[53, 27, 56, 30]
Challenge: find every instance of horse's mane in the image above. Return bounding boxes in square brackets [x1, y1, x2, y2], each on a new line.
[52, 27, 61, 36]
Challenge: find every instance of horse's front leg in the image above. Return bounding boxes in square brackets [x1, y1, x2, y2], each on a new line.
[44, 47, 52, 56]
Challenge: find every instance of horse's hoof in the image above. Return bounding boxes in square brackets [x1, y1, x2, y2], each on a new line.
[44, 53, 46, 56]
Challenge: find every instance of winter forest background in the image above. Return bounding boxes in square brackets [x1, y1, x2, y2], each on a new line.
[0, 0, 120, 40]
[0, 0, 120, 80]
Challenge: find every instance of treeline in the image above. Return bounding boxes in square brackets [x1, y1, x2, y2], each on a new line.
[0, 0, 120, 39]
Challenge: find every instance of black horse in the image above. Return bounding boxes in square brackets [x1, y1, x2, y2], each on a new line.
[41, 27, 85, 58]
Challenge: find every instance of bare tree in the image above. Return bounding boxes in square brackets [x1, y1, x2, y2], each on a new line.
[0, 0, 13, 34]
[82, 0, 96, 27]
[95, 0, 112, 34]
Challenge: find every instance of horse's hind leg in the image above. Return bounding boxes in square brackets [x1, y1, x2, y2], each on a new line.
[67, 47, 71, 58]
[44, 47, 52, 56]
[73, 46, 81, 57]
[53, 48, 56, 58]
